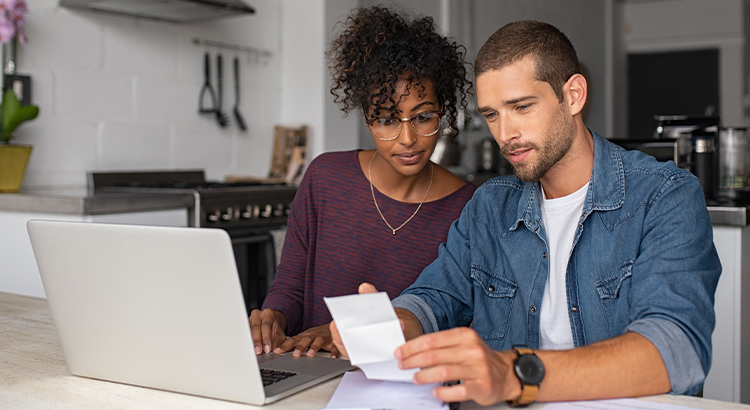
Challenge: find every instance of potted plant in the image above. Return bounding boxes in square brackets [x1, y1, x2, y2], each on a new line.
[0, 88, 39, 192]
[0, 0, 38, 193]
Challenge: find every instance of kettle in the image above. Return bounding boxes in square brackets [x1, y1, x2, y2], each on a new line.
[717, 127, 750, 201]
[431, 127, 463, 167]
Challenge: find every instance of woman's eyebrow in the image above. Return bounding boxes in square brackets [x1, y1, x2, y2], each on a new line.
[407, 100, 436, 113]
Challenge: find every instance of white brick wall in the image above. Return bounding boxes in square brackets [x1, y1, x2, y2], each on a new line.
[15, 0, 284, 187]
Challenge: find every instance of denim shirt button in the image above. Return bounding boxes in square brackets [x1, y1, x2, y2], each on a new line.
[488, 285, 495, 292]
[530, 306, 537, 313]
[571, 305, 579, 313]
[542, 252, 547, 258]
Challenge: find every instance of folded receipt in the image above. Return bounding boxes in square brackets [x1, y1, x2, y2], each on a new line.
[324, 292, 418, 382]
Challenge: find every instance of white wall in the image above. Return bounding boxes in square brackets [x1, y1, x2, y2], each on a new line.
[17, 0, 283, 188]
[323, 0, 362, 155]
[279, 0, 324, 159]
[279, 0, 360, 162]
[12, 0, 363, 189]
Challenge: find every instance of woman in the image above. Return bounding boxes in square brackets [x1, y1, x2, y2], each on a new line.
[249, 5, 475, 359]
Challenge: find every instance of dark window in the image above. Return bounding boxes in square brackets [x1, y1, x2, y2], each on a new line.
[627, 49, 720, 138]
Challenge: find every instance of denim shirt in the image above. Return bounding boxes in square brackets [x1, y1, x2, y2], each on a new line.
[392, 131, 721, 395]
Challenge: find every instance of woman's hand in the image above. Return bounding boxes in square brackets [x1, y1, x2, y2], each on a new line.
[273, 323, 340, 358]
[249, 308, 287, 355]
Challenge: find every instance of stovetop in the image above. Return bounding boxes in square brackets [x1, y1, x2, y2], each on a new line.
[88, 170, 298, 228]
[108, 180, 266, 190]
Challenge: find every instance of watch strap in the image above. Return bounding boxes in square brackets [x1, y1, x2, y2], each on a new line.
[510, 383, 538, 407]
[508, 345, 540, 407]
[513, 346, 533, 356]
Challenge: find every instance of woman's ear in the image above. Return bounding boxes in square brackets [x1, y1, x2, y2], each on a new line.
[564, 73, 587, 117]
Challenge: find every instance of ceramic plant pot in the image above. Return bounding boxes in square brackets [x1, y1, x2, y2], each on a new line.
[0, 144, 32, 192]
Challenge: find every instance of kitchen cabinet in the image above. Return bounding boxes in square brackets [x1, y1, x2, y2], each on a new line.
[703, 204, 750, 403]
[0, 188, 191, 298]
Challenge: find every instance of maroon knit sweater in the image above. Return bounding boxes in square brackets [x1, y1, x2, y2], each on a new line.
[262, 150, 476, 335]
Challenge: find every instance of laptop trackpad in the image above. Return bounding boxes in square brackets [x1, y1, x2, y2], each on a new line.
[258, 353, 354, 400]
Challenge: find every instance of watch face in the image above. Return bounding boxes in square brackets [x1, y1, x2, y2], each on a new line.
[515, 354, 545, 385]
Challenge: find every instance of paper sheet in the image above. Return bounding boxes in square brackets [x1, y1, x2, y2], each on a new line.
[324, 292, 418, 382]
[540, 398, 695, 410]
[325, 370, 447, 410]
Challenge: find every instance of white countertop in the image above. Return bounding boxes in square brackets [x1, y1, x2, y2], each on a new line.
[1, 291, 747, 410]
[0, 187, 195, 215]
[0, 187, 747, 226]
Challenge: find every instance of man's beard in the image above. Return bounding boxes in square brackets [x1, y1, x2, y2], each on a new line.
[502, 104, 575, 183]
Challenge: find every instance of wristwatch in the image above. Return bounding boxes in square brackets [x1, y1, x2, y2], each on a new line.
[508, 345, 545, 407]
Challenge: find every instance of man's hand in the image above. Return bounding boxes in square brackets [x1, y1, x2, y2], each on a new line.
[394, 327, 520, 406]
[273, 323, 340, 358]
[249, 308, 287, 355]
[395, 329, 671, 405]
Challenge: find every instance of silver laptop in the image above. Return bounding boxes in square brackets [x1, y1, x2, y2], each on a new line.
[27, 220, 353, 405]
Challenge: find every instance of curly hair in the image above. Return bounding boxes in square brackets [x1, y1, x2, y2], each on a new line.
[327, 6, 472, 137]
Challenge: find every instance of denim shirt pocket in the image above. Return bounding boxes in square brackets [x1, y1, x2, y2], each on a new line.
[470, 266, 517, 341]
[594, 260, 634, 332]
[595, 260, 634, 299]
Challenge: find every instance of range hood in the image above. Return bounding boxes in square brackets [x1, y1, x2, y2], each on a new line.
[60, 0, 255, 23]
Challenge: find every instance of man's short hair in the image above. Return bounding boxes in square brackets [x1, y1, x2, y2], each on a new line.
[474, 20, 580, 102]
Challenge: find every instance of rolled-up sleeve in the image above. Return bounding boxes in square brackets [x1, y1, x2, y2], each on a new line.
[627, 172, 721, 395]
[627, 318, 705, 395]
[392, 294, 439, 334]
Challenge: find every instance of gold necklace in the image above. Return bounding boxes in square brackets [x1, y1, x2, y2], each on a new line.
[368, 152, 433, 235]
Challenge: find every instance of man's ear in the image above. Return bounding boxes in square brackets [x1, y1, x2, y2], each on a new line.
[564, 73, 587, 117]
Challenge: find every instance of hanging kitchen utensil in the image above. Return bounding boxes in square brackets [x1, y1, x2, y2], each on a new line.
[233, 56, 247, 131]
[198, 52, 216, 113]
[215, 53, 230, 128]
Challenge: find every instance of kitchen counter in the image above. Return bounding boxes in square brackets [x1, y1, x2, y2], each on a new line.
[706, 200, 750, 227]
[0, 188, 195, 298]
[1, 291, 748, 410]
[0, 186, 195, 215]
[2, 187, 747, 226]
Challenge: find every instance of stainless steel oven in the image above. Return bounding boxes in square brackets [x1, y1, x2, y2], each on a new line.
[610, 136, 692, 171]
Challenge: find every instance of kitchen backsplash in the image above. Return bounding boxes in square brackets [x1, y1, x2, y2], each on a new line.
[15, 0, 282, 187]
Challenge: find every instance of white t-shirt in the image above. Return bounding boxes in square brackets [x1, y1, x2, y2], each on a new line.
[539, 182, 589, 350]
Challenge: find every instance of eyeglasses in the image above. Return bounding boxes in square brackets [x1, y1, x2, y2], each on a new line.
[365, 111, 445, 141]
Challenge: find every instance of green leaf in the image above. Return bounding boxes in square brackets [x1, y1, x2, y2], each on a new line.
[5, 105, 39, 137]
[2, 88, 39, 139]
[2, 88, 21, 135]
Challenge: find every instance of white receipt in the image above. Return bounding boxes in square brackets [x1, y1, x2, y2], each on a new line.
[325, 371, 447, 410]
[324, 292, 418, 382]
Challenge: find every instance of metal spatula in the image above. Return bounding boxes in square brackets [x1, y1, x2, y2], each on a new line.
[233, 57, 247, 131]
[198, 52, 216, 114]
[215, 53, 230, 128]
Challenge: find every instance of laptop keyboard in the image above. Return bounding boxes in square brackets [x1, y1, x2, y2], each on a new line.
[260, 368, 297, 386]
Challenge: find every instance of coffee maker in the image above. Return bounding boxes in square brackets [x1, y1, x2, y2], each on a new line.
[657, 115, 721, 200]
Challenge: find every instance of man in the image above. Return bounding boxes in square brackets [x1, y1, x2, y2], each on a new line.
[331, 20, 721, 406]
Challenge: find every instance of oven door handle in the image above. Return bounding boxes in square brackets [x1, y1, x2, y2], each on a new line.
[230, 234, 273, 245]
